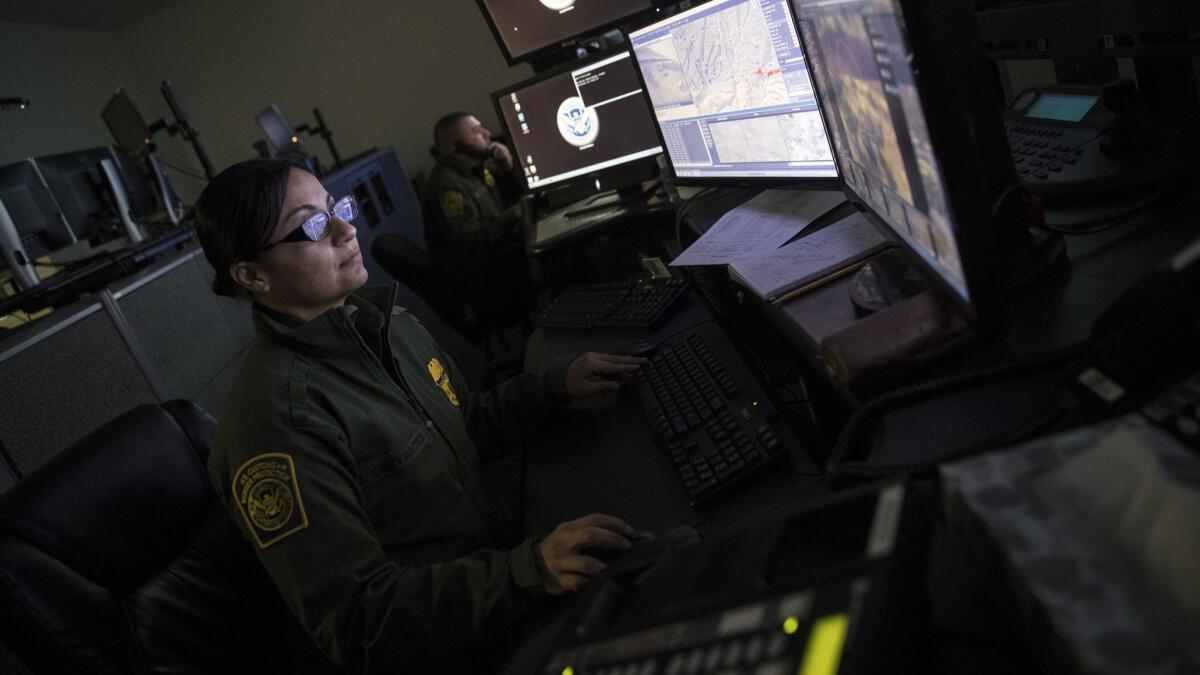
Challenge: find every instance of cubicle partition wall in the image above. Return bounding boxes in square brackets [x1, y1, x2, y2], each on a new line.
[0, 245, 255, 489]
[0, 301, 163, 477]
[108, 251, 255, 413]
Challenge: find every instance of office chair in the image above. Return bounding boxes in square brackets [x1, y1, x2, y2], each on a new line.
[0, 401, 329, 674]
[372, 233, 532, 384]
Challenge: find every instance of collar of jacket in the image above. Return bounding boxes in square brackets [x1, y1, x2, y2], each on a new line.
[251, 284, 401, 357]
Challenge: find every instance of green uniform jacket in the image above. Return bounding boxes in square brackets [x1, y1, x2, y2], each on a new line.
[208, 285, 567, 672]
[424, 161, 519, 273]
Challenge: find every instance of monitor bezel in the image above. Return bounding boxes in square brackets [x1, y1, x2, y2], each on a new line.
[791, 0, 1013, 328]
[490, 45, 664, 195]
[475, 0, 658, 66]
[624, 0, 841, 189]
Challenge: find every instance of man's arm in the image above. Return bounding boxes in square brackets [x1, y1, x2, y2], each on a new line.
[435, 186, 520, 271]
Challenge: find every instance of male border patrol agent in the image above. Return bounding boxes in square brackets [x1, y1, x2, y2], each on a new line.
[194, 160, 643, 673]
[423, 112, 524, 274]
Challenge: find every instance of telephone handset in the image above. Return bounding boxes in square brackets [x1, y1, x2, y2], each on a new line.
[1004, 80, 1178, 200]
[453, 141, 495, 161]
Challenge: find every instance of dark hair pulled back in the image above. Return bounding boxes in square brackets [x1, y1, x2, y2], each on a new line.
[194, 157, 309, 297]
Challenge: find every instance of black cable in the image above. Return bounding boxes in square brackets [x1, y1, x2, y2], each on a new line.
[156, 154, 209, 181]
[823, 340, 1088, 480]
[672, 187, 724, 252]
[1038, 191, 1163, 235]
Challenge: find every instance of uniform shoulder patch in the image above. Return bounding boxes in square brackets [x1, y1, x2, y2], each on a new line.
[427, 357, 460, 407]
[232, 452, 309, 549]
[439, 190, 464, 218]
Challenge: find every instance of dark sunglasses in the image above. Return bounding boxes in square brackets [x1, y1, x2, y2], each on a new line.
[259, 195, 359, 253]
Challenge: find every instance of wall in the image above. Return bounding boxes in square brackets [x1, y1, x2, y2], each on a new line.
[115, 0, 531, 200]
[0, 22, 146, 166]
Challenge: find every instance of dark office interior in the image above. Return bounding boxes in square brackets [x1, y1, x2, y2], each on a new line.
[0, 0, 1197, 673]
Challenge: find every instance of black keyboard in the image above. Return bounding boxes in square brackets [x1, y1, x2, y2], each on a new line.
[536, 278, 688, 329]
[634, 323, 794, 508]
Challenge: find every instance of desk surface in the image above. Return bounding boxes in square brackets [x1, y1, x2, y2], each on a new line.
[522, 290, 828, 538]
[527, 189, 676, 256]
[514, 184, 1199, 672]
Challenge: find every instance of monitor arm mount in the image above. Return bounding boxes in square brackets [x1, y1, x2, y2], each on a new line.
[293, 108, 343, 170]
[147, 80, 215, 181]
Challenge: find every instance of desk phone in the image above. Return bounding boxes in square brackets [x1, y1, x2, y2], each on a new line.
[1005, 85, 1117, 198]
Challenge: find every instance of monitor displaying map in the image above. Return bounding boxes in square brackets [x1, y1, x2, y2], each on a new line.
[793, 0, 967, 302]
[628, 0, 837, 182]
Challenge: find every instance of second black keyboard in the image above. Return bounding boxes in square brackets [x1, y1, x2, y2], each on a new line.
[536, 277, 688, 329]
[633, 323, 796, 508]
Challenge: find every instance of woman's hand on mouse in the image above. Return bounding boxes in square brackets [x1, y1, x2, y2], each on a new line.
[564, 352, 646, 399]
[536, 513, 634, 594]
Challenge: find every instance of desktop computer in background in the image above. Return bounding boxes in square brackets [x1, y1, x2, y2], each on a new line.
[476, 0, 656, 65]
[33, 148, 145, 250]
[627, 0, 839, 185]
[0, 160, 74, 292]
[102, 87, 186, 227]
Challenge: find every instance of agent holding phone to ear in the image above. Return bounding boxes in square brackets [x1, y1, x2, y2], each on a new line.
[424, 112, 524, 278]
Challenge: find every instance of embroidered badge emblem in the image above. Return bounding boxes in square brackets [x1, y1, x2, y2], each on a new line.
[440, 191, 464, 218]
[427, 357, 460, 406]
[232, 453, 309, 549]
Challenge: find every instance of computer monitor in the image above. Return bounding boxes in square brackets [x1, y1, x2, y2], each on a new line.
[101, 88, 153, 158]
[476, 0, 655, 64]
[0, 161, 71, 259]
[493, 49, 663, 192]
[0, 160, 71, 290]
[256, 104, 301, 153]
[107, 146, 159, 224]
[34, 148, 132, 246]
[792, 0, 1020, 324]
[627, 0, 838, 185]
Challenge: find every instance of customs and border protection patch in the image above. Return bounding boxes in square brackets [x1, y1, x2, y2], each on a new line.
[232, 452, 309, 549]
[439, 191, 464, 218]
[427, 357, 460, 406]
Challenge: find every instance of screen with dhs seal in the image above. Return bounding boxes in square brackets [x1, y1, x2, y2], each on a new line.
[495, 50, 663, 191]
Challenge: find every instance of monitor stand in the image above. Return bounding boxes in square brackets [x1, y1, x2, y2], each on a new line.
[563, 180, 661, 219]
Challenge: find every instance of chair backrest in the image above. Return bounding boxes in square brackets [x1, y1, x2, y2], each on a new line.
[0, 401, 295, 674]
[372, 232, 469, 327]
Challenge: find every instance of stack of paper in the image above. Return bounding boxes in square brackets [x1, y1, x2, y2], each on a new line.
[670, 189, 889, 301]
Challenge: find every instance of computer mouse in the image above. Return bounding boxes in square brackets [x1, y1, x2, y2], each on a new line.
[581, 530, 654, 564]
[612, 341, 658, 358]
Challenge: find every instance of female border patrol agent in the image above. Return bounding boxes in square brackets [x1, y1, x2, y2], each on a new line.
[194, 158, 643, 673]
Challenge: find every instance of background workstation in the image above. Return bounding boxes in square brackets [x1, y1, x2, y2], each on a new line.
[0, 0, 1198, 673]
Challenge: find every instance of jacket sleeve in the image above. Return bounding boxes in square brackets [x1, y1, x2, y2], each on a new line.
[442, 345, 573, 462]
[212, 417, 546, 672]
[434, 185, 519, 271]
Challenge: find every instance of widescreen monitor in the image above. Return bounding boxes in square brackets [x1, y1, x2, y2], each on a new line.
[627, 0, 837, 184]
[494, 49, 663, 191]
[0, 160, 70, 259]
[102, 88, 153, 158]
[793, 0, 1016, 322]
[34, 148, 128, 245]
[477, 0, 655, 64]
